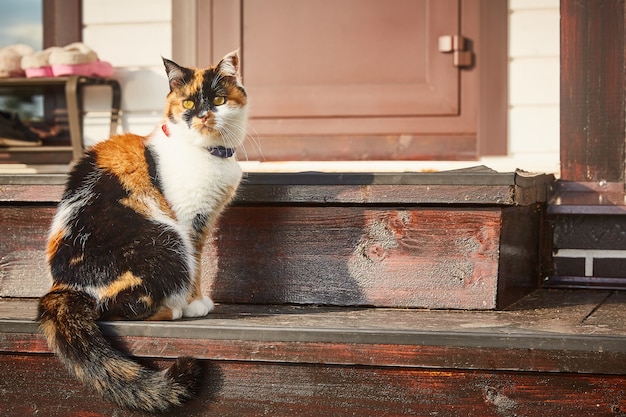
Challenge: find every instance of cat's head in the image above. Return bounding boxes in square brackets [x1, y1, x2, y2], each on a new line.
[161, 51, 248, 149]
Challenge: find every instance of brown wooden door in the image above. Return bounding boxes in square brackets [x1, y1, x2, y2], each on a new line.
[176, 0, 507, 161]
[243, 0, 459, 119]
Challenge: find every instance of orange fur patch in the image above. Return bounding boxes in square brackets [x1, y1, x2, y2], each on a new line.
[146, 306, 176, 321]
[73, 364, 86, 381]
[119, 195, 153, 219]
[94, 133, 150, 190]
[39, 319, 58, 349]
[49, 283, 72, 293]
[226, 82, 247, 107]
[104, 357, 141, 381]
[47, 228, 65, 262]
[69, 254, 84, 266]
[191, 70, 206, 94]
[139, 295, 153, 307]
[97, 271, 143, 300]
[95, 134, 175, 219]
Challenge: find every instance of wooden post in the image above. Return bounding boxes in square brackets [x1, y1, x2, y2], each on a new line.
[560, 0, 626, 184]
[43, 0, 82, 48]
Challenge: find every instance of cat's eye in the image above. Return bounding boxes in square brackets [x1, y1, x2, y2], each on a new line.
[182, 100, 195, 109]
[212, 96, 226, 106]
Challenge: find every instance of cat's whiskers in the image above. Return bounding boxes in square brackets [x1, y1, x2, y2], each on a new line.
[217, 119, 256, 161]
[242, 123, 264, 162]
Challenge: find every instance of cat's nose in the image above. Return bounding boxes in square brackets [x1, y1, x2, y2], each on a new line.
[201, 115, 214, 126]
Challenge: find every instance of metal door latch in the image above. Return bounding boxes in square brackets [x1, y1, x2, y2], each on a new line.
[438, 35, 472, 68]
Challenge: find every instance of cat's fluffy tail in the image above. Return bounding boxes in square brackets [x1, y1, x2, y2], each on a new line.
[38, 288, 200, 413]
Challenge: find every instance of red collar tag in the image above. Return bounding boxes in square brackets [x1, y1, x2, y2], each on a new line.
[161, 124, 170, 137]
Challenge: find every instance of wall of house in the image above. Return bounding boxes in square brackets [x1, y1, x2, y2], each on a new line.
[503, 0, 560, 173]
[81, 0, 561, 173]
[81, 0, 172, 145]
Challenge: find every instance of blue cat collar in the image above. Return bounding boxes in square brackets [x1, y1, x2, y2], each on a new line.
[208, 146, 235, 158]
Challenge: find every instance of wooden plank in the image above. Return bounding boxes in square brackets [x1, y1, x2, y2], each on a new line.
[584, 291, 626, 333]
[0, 204, 516, 308]
[0, 182, 517, 205]
[4, 329, 626, 375]
[238, 184, 516, 205]
[0, 170, 553, 205]
[2, 290, 626, 376]
[477, 0, 508, 156]
[1, 168, 519, 186]
[548, 184, 626, 215]
[3, 290, 623, 351]
[496, 205, 542, 308]
[0, 206, 54, 298]
[210, 206, 504, 309]
[560, 0, 626, 182]
[0, 184, 64, 202]
[1, 354, 626, 417]
[1, 290, 618, 337]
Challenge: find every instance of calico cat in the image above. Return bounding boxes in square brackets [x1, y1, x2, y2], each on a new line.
[38, 51, 248, 412]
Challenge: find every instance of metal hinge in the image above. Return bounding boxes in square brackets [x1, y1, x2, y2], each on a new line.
[438, 35, 472, 68]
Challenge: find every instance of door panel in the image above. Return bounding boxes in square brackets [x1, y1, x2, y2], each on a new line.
[178, 0, 508, 160]
[242, 0, 459, 118]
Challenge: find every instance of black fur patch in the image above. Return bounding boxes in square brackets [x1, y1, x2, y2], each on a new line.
[144, 146, 164, 195]
[49, 168, 190, 318]
[192, 212, 209, 234]
[63, 150, 98, 199]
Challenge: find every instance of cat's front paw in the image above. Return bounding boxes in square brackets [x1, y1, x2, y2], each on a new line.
[182, 296, 214, 318]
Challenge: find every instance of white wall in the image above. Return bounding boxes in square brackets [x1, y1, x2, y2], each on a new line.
[81, 0, 172, 146]
[502, 0, 560, 173]
[81, 0, 561, 173]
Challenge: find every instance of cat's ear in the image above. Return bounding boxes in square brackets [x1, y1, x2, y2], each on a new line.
[218, 50, 241, 77]
[162, 57, 187, 91]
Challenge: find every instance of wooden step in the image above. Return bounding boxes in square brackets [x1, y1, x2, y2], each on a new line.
[3, 171, 625, 416]
[547, 180, 626, 289]
[0, 168, 554, 310]
[1, 289, 625, 416]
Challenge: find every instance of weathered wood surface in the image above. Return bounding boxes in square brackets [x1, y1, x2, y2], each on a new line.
[0, 204, 539, 309]
[2, 290, 625, 372]
[560, 0, 625, 183]
[1, 290, 626, 416]
[0, 169, 553, 205]
[0, 171, 550, 308]
[0, 206, 55, 298]
[210, 206, 506, 309]
[2, 354, 626, 417]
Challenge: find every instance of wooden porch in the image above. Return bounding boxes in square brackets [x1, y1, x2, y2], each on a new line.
[1, 165, 624, 416]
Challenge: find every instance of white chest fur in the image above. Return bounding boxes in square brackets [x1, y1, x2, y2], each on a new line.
[148, 134, 242, 232]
